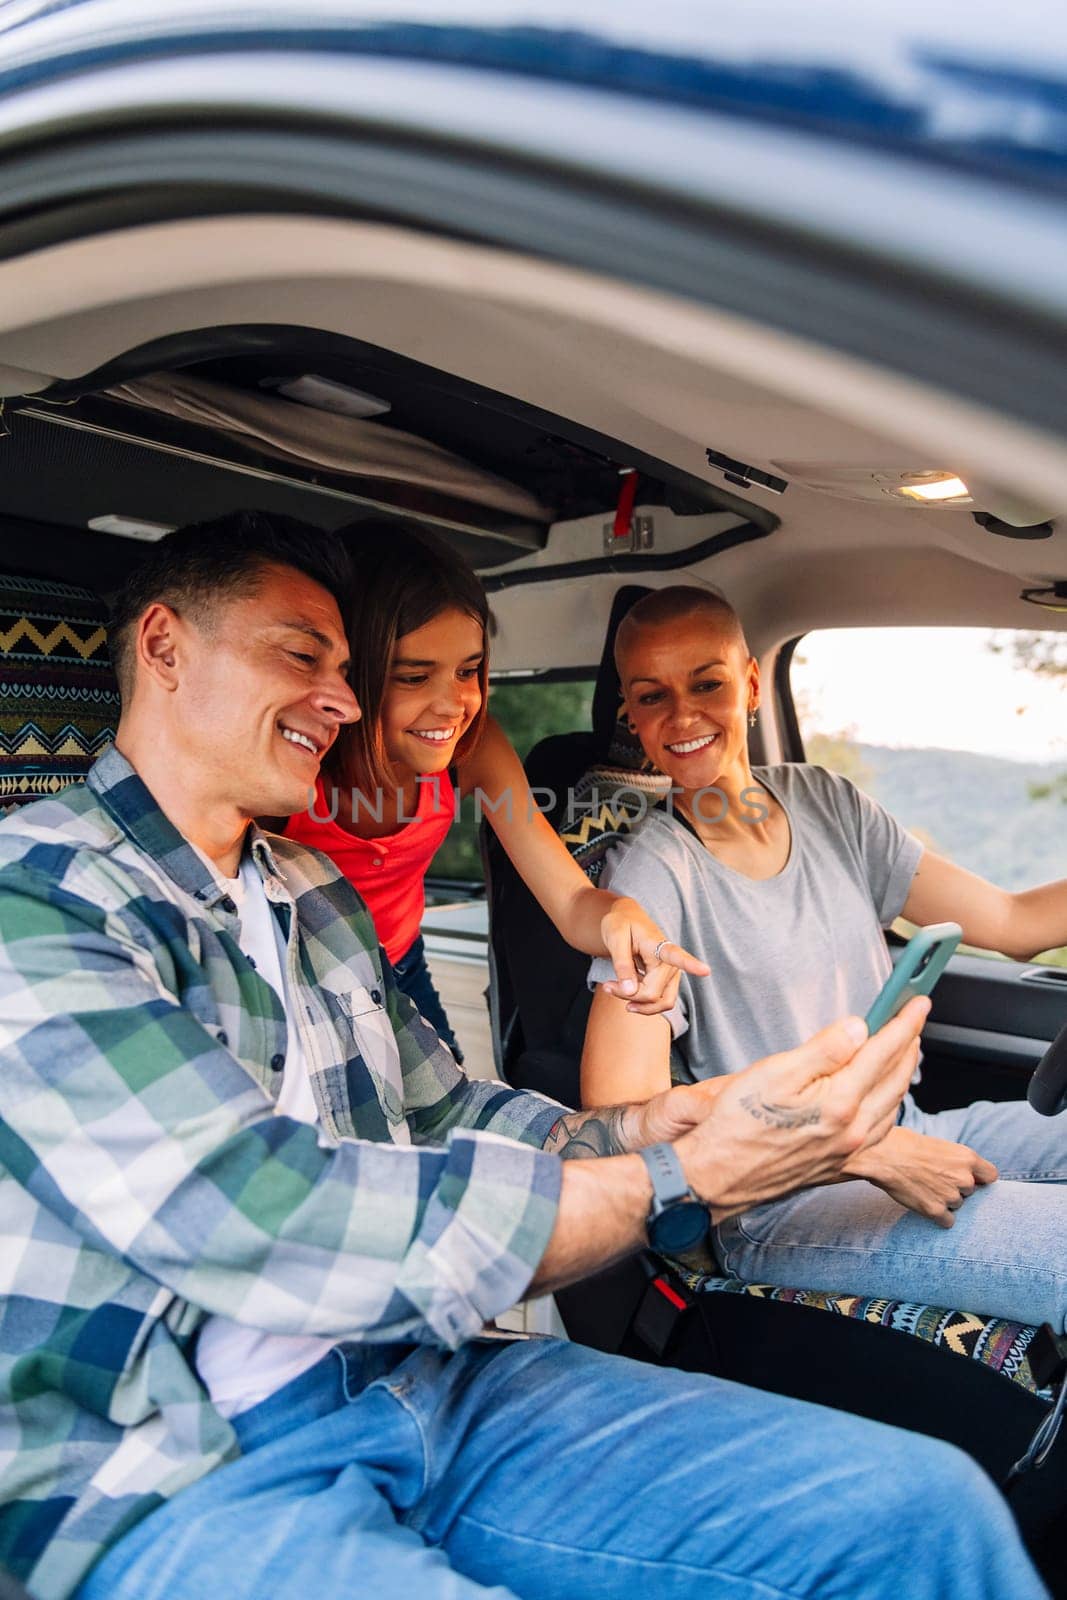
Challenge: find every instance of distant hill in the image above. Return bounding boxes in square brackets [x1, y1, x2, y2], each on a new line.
[818, 744, 1067, 890]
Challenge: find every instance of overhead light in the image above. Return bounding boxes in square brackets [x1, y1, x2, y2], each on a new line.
[770, 461, 967, 507]
[770, 461, 1059, 523]
[88, 513, 174, 542]
[888, 473, 972, 505]
[266, 374, 392, 420]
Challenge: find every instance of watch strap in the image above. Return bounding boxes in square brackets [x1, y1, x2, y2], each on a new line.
[637, 1142, 691, 1212]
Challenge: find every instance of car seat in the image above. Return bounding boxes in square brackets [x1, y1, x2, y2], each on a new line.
[481, 585, 1067, 1588]
[0, 571, 120, 813]
[484, 585, 664, 1096]
[0, 571, 120, 1598]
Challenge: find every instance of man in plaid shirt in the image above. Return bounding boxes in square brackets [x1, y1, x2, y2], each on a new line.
[0, 514, 1044, 1600]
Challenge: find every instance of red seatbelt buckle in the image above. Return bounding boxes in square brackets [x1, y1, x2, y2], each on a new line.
[632, 1270, 696, 1356]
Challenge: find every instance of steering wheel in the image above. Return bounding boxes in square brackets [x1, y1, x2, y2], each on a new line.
[1027, 1019, 1067, 1116]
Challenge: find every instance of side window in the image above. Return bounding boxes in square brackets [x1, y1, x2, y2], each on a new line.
[428, 677, 595, 887]
[791, 628, 1067, 969]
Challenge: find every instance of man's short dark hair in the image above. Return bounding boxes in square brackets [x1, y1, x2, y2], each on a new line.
[108, 510, 352, 700]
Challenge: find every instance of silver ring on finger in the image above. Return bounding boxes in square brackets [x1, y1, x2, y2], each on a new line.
[652, 938, 671, 963]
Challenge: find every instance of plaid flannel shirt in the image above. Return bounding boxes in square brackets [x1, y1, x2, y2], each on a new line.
[0, 747, 564, 1600]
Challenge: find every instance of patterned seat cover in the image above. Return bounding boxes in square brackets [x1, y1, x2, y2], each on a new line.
[669, 1269, 1054, 1396]
[0, 573, 119, 812]
[548, 677, 668, 877]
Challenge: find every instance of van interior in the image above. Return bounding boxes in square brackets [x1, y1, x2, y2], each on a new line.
[1, 201, 1066, 1585]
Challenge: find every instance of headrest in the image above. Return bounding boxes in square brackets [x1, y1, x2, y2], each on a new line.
[548, 585, 670, 881]
[558, 763, 672, 882]
[0, 573, 120, 812]
[591, 584, 656, 771]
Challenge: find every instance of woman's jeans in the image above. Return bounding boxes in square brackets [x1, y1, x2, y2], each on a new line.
[716, 1093, 1067, 1329]
[76, 1334, 1045, 1600]
[392, 933, 464, 1063]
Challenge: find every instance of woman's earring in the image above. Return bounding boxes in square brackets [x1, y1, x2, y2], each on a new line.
[748, 707, 758, 729]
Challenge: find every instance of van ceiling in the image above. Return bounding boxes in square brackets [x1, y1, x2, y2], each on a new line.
[0, 214, 1064, 664]
[1, 326, 741, 592]
[0, 394, 541, 583]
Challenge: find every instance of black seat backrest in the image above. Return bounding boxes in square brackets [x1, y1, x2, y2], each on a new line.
[484, 585, 667, 1101]
[0, 572, 119, 814]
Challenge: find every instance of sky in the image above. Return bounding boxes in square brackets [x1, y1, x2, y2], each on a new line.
[794, 628, 1067, 765]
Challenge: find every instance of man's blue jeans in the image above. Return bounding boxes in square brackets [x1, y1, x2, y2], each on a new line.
[77, 1334, 1046, 1600]
[715, 1093, 1067, 1330]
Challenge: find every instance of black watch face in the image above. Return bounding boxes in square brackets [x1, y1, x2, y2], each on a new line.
[650, 1200, 708, 1253]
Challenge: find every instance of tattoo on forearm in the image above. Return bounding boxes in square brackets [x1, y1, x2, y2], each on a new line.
[739, 1093, 821, 1130]
[544, 1106, 631, 1159]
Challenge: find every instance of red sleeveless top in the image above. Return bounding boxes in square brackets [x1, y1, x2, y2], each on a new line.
[283, 774, 455, 963]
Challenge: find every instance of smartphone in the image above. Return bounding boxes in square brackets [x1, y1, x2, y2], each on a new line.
[865, 922, 962, 1033]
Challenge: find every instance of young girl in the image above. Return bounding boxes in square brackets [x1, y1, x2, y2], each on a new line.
[284, 519, 707, 1059]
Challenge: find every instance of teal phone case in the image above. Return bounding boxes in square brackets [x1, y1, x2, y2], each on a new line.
[865, 922, 962, 1033]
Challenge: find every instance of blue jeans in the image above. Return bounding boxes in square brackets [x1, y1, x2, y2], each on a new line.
[716, 1093, 1067, 1329]
[393, 933, 464, 1063]
[76, 1334, 1045, 1600]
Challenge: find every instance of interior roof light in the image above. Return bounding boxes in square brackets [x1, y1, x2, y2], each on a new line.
[87, 513, 174, 541]
[890, 474, 972, 504]
[269, 374, 392, 420]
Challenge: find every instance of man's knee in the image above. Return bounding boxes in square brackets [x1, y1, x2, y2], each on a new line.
[873, 1428, 1012, 1550]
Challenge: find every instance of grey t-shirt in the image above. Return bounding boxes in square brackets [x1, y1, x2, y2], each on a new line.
[588, 764, 923, 1084]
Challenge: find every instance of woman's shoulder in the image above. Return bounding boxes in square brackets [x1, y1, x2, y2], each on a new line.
[756, 761, 859, 813]
[756, 763, 888, 859]
[602, 804, 703, 882]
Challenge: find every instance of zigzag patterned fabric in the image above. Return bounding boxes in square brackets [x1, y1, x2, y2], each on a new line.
[560, 764, 671, 882]
[0, 573, 120, 812]
[559, 705, 671, 883]
[670, 1267, 1050, 1396]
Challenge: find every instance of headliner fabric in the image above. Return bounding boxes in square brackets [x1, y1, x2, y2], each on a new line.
[0, 573, 119, 812]
[108, 374, 553, 523]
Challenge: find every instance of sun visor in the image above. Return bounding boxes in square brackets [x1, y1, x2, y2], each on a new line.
[106, 373, 553, 525]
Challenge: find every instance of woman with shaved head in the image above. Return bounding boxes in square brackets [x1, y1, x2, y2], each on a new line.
[583, 584, 1067, 1330]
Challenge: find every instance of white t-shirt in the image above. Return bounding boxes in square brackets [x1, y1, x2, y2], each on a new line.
[195, 852, 333, 1417]
[231, 855, 318, 1125]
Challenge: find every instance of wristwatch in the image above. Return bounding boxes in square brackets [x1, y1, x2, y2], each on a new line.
[638, 1143, 710, 1253]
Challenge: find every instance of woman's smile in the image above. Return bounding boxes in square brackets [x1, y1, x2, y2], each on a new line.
[664, 732, 721, 758]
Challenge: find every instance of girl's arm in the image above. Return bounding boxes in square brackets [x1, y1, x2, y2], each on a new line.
[463, 717, 709, 1012]
[902, 850, 1067, 962]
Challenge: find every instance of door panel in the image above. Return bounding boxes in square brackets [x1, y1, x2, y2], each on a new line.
[911, 951, 1067, 1110]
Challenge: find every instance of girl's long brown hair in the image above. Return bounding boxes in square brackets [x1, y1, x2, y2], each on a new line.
[326, 518, 490, 796]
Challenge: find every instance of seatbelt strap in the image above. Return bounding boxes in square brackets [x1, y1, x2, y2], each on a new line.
[612, 469, 638, 543]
